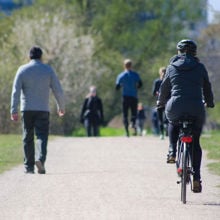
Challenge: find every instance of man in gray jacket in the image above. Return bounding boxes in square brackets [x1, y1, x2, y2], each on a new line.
[157, 39, 214, 192]
[11, 46, 65, 174]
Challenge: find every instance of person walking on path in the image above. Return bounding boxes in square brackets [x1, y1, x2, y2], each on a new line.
[152, 67, 167, 139]
[80, 86, 104, 137]
[157, 39, 214, 192]
[116, 59, 142, 137]
[10, 46, 65, 174]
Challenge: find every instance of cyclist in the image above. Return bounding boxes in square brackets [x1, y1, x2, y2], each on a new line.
[116, 59, 142, 137]
[157, 39, 214, 192]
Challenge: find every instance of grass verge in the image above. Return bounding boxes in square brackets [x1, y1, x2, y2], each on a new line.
[201, 130, 220, 176]
[72, 127, 126, 137]
[72, 126, 151, 137]
[0, 134, 56, 174]
[0, 129, 219, 177]
[0, 134, 23, 174]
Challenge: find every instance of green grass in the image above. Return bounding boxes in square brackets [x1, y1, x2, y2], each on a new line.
[72, 127, 126, 137]
[100, 127, 125, 136]
[0, 129, 220, 176]
[0, 134, 56, 174]
[201, 130, 220, 176]
[0, 134, 23, 174]
[72, 126, 152, 137]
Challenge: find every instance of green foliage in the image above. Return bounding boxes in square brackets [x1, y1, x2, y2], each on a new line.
[91, 0, 203, 56]
[88, 0, 205, 108]
[0, 0, 212, 135]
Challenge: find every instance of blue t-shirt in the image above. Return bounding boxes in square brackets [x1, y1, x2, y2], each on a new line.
[116, 70, 141, 98]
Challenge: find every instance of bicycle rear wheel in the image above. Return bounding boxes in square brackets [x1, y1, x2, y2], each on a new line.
[181, 143, 188, 204]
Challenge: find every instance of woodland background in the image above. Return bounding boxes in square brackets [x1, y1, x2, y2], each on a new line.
[0, 0, 220, 135]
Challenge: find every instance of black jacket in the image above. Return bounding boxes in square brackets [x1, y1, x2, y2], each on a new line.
[152, 78, 162, 97]
[158, 54, 214, 122]
[80, 96, 104, 123]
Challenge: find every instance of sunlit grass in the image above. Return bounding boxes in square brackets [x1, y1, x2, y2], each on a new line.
[0, 134, 23, 173]
[72, 127, 125, 137]
[0, 130, 219, 176]
[201, 130, 220, 176]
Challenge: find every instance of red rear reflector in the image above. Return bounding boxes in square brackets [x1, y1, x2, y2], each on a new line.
[181, 136, 193, 143]
[177, 168, 183, 174]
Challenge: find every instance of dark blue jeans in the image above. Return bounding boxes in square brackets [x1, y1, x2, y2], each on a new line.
[21, 111, 49, 170]
[84, 118, 99, 137]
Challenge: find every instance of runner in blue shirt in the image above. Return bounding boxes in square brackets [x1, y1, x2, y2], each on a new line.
[116, 59, 142, 136]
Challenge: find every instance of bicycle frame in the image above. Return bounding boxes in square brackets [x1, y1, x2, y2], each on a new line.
[176, 118, 194, 204]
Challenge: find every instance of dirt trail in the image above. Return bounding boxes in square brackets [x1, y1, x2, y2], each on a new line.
[0, 136, 219, 220]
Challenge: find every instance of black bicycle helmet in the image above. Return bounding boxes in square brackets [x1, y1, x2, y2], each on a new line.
[176, 39, 197, 56]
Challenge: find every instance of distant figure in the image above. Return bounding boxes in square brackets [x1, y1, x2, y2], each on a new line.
[136, 103, 146, 136]
[80, 86, 104, 137]
[10, 46, 65, 174]
[151, 107, 159, 135]
[152, 66, 167, 139]
[116, 59, 142, 137]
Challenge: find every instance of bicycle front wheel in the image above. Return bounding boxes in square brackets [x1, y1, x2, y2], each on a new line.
[181, 143, 188, 204]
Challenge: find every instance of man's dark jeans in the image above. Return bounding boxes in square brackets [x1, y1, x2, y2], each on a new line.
[21, 111, 49, 171]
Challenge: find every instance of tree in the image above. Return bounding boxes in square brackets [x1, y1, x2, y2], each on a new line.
[0, 2, 108, 134]
[87, 0, 205, 106]
[0, 0, 213, 134]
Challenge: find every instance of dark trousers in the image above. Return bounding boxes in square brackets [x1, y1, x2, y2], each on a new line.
[122, 96, 138, 129]
[21, 111, 49, 170]
[168, 119, 203, 180]
[84, 119, 99, 137]
[157, 107, 165, 136]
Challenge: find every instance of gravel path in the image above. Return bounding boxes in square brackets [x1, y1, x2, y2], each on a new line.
[0, 136, 219, 220]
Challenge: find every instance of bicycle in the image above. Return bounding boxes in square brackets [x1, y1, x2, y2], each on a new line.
[175, 116, 195, 204]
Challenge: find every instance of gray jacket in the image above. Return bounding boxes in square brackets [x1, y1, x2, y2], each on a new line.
[11, 59, 65, 113]
[158, 54, 214, 122]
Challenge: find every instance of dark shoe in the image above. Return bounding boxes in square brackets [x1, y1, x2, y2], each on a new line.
[24, 169, 34, 174]
[167, 156, 176, 163]
[125, 127, 129, 137]
[193, 180, 202, 193]
[35, 161, 46, 174]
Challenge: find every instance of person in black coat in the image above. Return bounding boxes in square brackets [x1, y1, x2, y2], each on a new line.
[157, 39, 214, 193]
[80, 86, 104, 137]
[152, 67, 167, 139]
